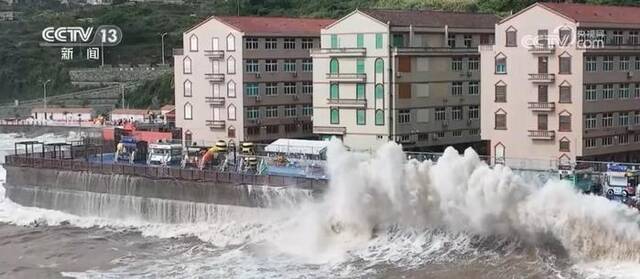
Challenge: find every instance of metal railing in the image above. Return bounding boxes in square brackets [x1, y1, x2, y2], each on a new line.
[528, 73, 556, 82]
[527, 102, 556, 111]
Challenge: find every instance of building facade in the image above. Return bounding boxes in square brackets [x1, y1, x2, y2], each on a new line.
[312, 10, 497, 151]
[174, 16, 333, 146]
[481, 2, 640, 167]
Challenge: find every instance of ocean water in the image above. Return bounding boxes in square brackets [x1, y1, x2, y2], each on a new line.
[1, 133, 639, 278]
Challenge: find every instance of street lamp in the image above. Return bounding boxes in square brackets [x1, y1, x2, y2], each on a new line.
[43, 79, 52, 109]
[159, 32, 168, 65]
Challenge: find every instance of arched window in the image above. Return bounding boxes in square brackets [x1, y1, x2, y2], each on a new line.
[227, 104, 236, 120]
[226, 34, 235, 51]
[329, 58, 339, 74]
[495, 53, 506, 74]
[228, 126, 236, 138]
[494, 143, 505, 164]
[227, 56, 236, 74]
[559, 137, 570, 152]
[375, 84, 384, 99]
[184, 103, 193, 120]
[495, 81, 506, 102]
[183, 80, 192, 97]
[375, 109, 384, 125]
[184, 130, 192, 146]
[227, 80, 236, 97]
[505, 26, 517, 47]
[189, 34, 198, 52]
[375, 58, 384, 74]
[330, 83, 339, 99]
[494, 109, 506, 130]
[330, 108, 339, 124]
[183, 57, 192, 74]
[559, 81, 572, 103]
[559, 110, 572, 132]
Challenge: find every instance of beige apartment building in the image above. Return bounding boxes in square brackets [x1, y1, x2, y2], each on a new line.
[481, 2, 640, 167]
[312, 9, 497, 151]
[174, 16, 333, 145]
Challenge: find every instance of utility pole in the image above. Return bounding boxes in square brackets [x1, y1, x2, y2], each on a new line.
[121, 83, 125, 109]
[237, 0, 240, 16]
[160, 32, 168, 65]
[43, 79, 52, 109]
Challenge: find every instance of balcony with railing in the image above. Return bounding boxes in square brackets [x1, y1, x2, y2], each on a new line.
[204, 50, 225, 59]
[205, 97, 225, 106]
[313, 126, 346, 135]
[527, 102, 556, 112]
[326, 73, 367, 83]
[528, 73, 555, 83]
[528, 130, 555, 140]
[205, 120, 225, 129]
[326, 98, 367, 108]
[205, 73, 225, 82]
[310, 48, 366, 57]
[528, 44, 556, 54]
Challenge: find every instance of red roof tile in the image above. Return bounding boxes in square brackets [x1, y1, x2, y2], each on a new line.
[111, 109, 150, 115]
[541, 2, 640, 25]
[215, 16, 334, 36]
[361, 9, 498, 29]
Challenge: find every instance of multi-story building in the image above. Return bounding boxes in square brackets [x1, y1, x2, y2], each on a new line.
[311, 9, 498, 151]
[174, 16, 333, 145]
[481, 2, 640, 167]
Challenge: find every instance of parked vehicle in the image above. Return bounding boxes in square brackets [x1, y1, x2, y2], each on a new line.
[558, 164, 599, 193]
[604, 164, 630, 196]
[115, 136, 148, 164]
[147, 142, 183, 166]
[181, 145, 208, 168]
[624, 170, 639, 197]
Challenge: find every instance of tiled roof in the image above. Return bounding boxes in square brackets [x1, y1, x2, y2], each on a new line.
[31, 107, 94, 113]
[111, 109, 150, 115]
[540, 2, 640, 25]
[214, 16, 334, 36]
[361, 9, 498, 29]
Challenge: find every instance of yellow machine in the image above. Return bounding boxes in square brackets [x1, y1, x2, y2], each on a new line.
[198, 140, 228, 169]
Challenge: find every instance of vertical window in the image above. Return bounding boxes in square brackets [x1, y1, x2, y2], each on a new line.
[330, 58, 339, 74]
[330, 83, 339, 99]
[183, 80, 192, 97]
[398, 109, 410, 123]
[183, 57, 192, 74]
[468, 57, 479, 71]
[245, 38, 258, 49]
[451, 106, 463, 120]
[619, 83, 630, 99]
[468, 105, 479, 119]
[603, 56, 614, 71]
[227, 56, 236, 74]
[284, 38, 296, 49]
[495, 111, 506, 129]
[302, 59, 313, 72]
[184, 103, 192, 120]
[212, 83, 220, 97]
[246, 107, 259, 119]
[559, 29, 572, 46]
[636, 56, 640, 70]
[602, 112, 613, 127]
[635, 83, 640, 98]
[495, 83, 506, 102]
[375, 58, 384, 74]
[265, 83, 278, 96]
[184, 131, 192, 146]
[451, 57, 463, 71]
[620, 56, 630, 71]
[245, 59, 259, 73]
[495, 56, 507, 74]
[283, 82, 296, 95]
[301, 38, 313, 49]
[393, 34, 404, 47]
[245, 83, 258, 97]
[375, 109, 384, 125]
[613, 31, 623, 45]
[435, 108, 446, 120]
[468, 81, 479, 95]
[585, 56, 597, 72]
[356, 84, 365, 99]
[559, 113, 571, 131]
[463, 35, 472, 48]
[356, 59, 365, 73]
[629, 31, 639, 45]
[447, 34, 456, 48]
[265, 59, 278, 72]
[227, 104, 236, 120]
[284, 59, 296, 72]
[284, 105, 297, 117]
[189, 35, 198, 51]
[375, 84, 384, 100]
[375, 33, 383, 49]
[212, 37, 220, 50]
[266, 106, 278, 118]
[330, 34, 338, 48]
[585, 85, 597, 101]
[559, 55, 571, 74]
[559, 138, 570, 152]
[227, 80, 236, 98]
[602, 84, 614, 99]
[505, 28, 517, 47]
[226, 34, 235, 51]
[585, 138, 597, 149]
[265, 38, 277, 49]
[357, 34, 364, 48]
[330, 108, 339, 124]
[451, 82, 463, 96]
[228, 126, 236, 138]
[619, 112, 629, 126]
[559, 85, 571, 103]
[585, 114, 597, 129]
[356, 109, 365, 125]
[302, 82, 313, 94]
[302, 104, 313, 116]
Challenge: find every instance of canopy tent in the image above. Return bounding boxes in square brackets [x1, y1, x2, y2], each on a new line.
[264, 139, 330, 156]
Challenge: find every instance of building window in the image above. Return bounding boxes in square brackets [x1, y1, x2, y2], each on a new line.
[620, 56, 630, 71]
[356, 58, 365, 73]
[602, 112, 613, 127]
[302, 104, 313, 116]
[468, 105, 479, 120]
[356, 83, 365, 99]
[559, 113, 571, 132]
[635, 83, 640, 98]
[301, 38, 313, 49]
[372, 33, 382, 49]
[189, 34, 198, 51]
[505, 27, 517, 47]
[245, 38, 258, 49]
[451, 106, 463, 120]
[629, 31, 639, 45]
[183, 57, 192, 74]
[619, 83, 630, 99]
[559, 85, 571, 103]
[265, 59, 278, 72]
[636, 56, 640, 70]
[266, 106, 278, 118]
[495, 83, 506, 102]
[302, 59, 313, 72]
[451, 57, 463, 71]
[619, 112, 629, 126]
[284, 59, 296, 72]
[330, 83, 339, 99]
[619, 134, 629, 144]
[585, 85, 597, 101]
[585, 114, 597, 129]
[375, 109, 384, 125]
[330, 58, 339, 74]
[636, 111, 640, 125]
[246, 83, 258, 97]
[560, 138, 570, 152]
[468, 57, 479, 71]
[212, 83, 220, 98]
[330, 34, 338, 48]
[330, 108, 339, 124]
[603, 84, 614, 100]
[284, 105, 296, 117]
[585, 138, 597, 148]
[184, 131, 192, 146]
[495, 56, 507, 74]
[227, 104, 236, 120]
[469, 129, 480, 135]
[227, 56, 236, 74]
[559, 56, 571, 74]
[447, 34, 456, 48]
[453, 130, 463, 137]
[398, 109, 410, 124]
[247, 126, 260, 136]
[585, 56, 597, 72]
[495, 110, 506, 130]
[435, 107, 446, 121]
[356, 33, 364, 48]
[284, 38, 296, 49]
[184, 103, 192, 120]
[284, 82, 296, 95]
[468, 81, 479, 95]
[226, 34, 235, 51]
[463, 35, 472, 48]
[450, 82, 463, 96]
[246, 107, 259, 119]
[603, 56, 614, 71]
[266, 125, 279, 134]
[393, 34, 404, 47]
[302, 82, 313, 94]
[183, 80, 192, 97]
[245, 59, 259, 73]
[613, 31, 624, 45]
[265, 38, 277, 49]
[375, 58, 384, 74]
[227, 126, 236, 138]
[559, 29, 572, 46]
[356, 109, 366, 125]
[265, 83, 278, 96]
[227, 80, 236, 98]
[602, 136, 613, 146]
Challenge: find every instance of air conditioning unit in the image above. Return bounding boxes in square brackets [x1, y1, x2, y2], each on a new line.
[466, 120, 472, 126]
[628, 71, 633, 78]
[293, 95, 299, 100]
[255, 96, 261, 102]
[442, 122, 449, 128]
[255, 73, 262, 78]
[292, 72, 298, 77]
